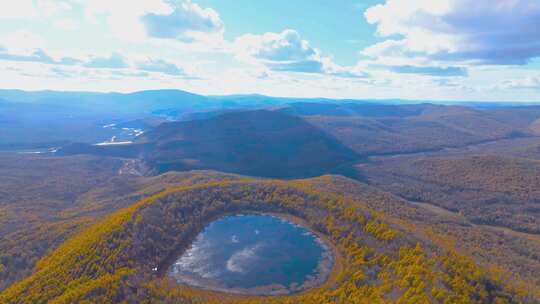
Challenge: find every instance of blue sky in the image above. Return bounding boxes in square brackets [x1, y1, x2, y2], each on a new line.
[195, 0, 383, 65]
[1, 0, 540, 101]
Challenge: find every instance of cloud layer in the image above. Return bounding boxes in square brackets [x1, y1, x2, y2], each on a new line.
[136, 58, 185, 76]
[0, 44, 189, 79]
[141, 1, 223, 41]
[85, 0, 224, 44]
[0, 0, 540, 100]
[500, 75, 540, 90]
[386, 65, 467, 77]
[364, 0, 540, 65]
[85, 53, 128, 69]
[235, 29, 366, 78]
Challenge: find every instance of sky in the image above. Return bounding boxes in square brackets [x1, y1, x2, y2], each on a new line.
[1, 0, 540, 101]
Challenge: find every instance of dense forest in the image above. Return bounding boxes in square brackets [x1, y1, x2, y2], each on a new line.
[360, 155, 540, 234]
[1, 178, 536, 303]
[305, 105, 536, 156]
[0, 154, 245, 291]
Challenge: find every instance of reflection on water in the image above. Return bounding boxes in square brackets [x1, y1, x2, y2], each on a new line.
[168, 214, 333, 295]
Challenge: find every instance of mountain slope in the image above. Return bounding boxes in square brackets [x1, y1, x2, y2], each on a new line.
[278, 102, 431, 118]
[0, 154, 245, 292]
[306, 105, 535, 156]
[359, 154, 540, 234]
[61, 110, 360, 178]
[138, 110, 359, 178]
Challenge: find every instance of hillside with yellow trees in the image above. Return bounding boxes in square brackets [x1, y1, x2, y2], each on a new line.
[1, 176, 537, 304]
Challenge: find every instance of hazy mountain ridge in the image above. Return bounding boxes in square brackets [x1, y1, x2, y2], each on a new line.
[2, 88, 540, 150]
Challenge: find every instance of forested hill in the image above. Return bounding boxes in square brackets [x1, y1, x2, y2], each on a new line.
[61, 110, 360, 178]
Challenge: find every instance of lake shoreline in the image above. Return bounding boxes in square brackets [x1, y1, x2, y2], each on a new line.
[159, 211, 344, 297]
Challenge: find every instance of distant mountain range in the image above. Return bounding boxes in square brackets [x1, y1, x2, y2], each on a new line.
[2, 88, 539, 111]
[2, 88, 538, 149]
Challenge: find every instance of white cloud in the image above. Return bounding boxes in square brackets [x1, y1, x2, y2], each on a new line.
[235, 29, 366, 78]
[0, 31, 84, 66]
[236, 29, 317, 63]
[85, 0, 223, 44]
[0, 40, 197, 79]
[364, 0, 540, 65]
[499, 75, 540, 90]
[0, 0, 75, 19]
[36, 0, 75, 17]
[136, 58, 185, 76]
[367, 63, 467, 77]
[0, 48, 55, 64]
[141, 0, 223, 41]
[85, 0, 170, 41]
[0, 30, 46, 54]
[0, 0, 36, 19]
[53, 18, 78, 31]
[84, 53, 129, 68]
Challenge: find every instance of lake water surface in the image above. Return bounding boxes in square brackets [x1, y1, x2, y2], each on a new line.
[168, 214, 333, 295]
